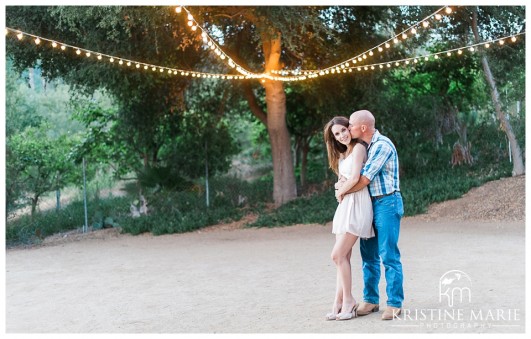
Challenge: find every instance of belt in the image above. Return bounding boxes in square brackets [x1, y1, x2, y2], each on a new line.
[371, 191, 397, 201]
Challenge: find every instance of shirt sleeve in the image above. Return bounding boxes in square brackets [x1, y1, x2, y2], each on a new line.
[361, 142, 393, 181]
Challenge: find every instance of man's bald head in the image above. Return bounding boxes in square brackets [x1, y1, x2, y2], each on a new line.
[348, 110, 376, 143]
[350, 110, 375, 128]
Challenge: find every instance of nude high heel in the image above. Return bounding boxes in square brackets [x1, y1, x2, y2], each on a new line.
[336, 303, 358, 320]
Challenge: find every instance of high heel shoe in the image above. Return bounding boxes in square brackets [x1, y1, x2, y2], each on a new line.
[325, 305, 342, 321]
[336, 303, 358, 320]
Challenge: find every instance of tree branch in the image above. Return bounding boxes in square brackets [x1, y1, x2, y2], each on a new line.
[241, 82, 267, 125]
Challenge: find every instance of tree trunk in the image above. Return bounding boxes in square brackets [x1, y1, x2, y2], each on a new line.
[471, 8, 525, 176]
[300, 137, 310, 189]
[262, 34, 297, 206]
[31, 196, 38, 217]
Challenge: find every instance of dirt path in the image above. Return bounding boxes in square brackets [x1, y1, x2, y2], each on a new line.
[4, 177, 526, 333]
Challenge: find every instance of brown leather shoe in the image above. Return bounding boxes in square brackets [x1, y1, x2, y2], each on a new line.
[381, 307, 401, 320]
[356, 302, 379, 316]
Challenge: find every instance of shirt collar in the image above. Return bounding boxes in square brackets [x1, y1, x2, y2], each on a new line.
[368, 129, 380, 150]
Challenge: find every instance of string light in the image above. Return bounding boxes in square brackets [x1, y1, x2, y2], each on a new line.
[5, 26, 525, 83]
[5, 27, 242, 81]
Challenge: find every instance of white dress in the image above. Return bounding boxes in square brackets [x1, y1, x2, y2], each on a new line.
[332, 153, 374, 238]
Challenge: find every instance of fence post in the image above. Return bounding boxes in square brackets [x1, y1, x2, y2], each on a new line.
[83, 157, 89, 233]
[205, 140, 210, 208]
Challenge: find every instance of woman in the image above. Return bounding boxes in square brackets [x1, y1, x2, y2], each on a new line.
[323, 116, 374, 321]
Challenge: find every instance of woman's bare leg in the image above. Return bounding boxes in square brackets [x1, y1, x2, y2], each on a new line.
[331, 233, 359, 314]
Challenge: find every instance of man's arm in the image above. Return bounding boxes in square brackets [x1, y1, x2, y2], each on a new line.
[343, 175, 370, 194]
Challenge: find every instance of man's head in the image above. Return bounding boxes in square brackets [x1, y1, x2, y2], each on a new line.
[349, 110, 376, 142]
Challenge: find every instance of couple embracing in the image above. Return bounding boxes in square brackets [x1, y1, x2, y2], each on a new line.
[323, 110, 404, 321]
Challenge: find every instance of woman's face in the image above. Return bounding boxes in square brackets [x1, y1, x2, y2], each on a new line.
[331, 124, 351, 146]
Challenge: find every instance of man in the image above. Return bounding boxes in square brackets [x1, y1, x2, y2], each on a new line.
[336, 109, 404, 320]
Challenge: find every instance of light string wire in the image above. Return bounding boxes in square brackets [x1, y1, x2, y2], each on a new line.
[177, 5, 309, 82]
[178, 5, 454, 79]
[331, 32, 525, 74]
[5, 27, 247, 80]
[287, 5, 455, 77]
[5, 27, 525, 82]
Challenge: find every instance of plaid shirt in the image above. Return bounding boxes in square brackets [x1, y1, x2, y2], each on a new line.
[361, 130, 400, 197]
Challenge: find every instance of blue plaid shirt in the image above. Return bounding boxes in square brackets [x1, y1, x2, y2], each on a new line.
[361, 130, 400, 197]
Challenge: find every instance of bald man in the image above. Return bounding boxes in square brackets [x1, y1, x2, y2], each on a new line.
[337, 109, 404, 320]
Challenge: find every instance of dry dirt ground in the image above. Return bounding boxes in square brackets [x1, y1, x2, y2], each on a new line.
[4, 176, 526, 334]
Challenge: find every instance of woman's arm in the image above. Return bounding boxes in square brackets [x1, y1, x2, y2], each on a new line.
[336, 143, 366, 198]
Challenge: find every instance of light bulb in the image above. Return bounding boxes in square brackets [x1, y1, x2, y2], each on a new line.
[485, 43, 490, 48]
[402, 33, 407, 39]
[435, 14, 442, 20]
[458, 50, 463, 55]
[445, 7, 452, 14]
[34, 38, 41, 45]
[52, 41, 57, 48]
[136, 63, 140, 68]
[17, 32, 23, 40]
[378, 47, 383, 52]
[175, 6, 182, 13]
[119, 59, 123, 65]
[127, 61, 131, 66]
[188, 13, 193, 21]
[511, 36, 516, 42]
[110, 57, 114, 62]
[411, 28, 417, 34]
[434, 55, 439, 59]
[86, 52, 91, 57]
[76, 49, 81, 55]
[393, 38, 399, 44]
[499, 39, 505, 45]
[369, 51, 373, 56]
[144, 65, 148, 70]
[447, 52, 451, 56]
[422, 21, 429, 28]
[188, 21, 193, 27]
[191, 25, 197, 31]
[60, 45, 66, 50]
[385, 43, 390, 48]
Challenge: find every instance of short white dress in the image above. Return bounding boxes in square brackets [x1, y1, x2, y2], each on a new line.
[332, 153, 374, 238]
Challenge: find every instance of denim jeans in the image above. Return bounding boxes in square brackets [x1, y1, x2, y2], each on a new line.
[360, 192, 404, 308]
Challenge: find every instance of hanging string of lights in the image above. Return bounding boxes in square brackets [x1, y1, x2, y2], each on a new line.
[5, 27, 524, 82]
[175, 5, 309, 82]
[324, 32, 525, 76]
[276, 5, 455, 77]
[4, 27, 248, 80]
[176, 5, 454, 79]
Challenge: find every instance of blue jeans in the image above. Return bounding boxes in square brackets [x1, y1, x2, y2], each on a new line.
[360, 192, 404, 308]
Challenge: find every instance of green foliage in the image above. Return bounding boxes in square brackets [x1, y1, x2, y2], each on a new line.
[7, 125, 82, 215]
[6, 196, 130, 247]
[117, 176, 273, 236]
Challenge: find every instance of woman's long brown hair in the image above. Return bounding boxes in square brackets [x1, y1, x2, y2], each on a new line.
[323, 116, 354, 176]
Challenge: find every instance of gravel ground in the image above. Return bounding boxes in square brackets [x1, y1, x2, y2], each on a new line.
[4, 175, 526, 334]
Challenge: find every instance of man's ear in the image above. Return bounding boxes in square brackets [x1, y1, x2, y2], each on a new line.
[360, 124, 366, 133]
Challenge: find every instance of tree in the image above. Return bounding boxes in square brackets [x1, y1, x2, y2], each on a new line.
[470, 7, 525, 175]
[9, 126, 81, 216]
